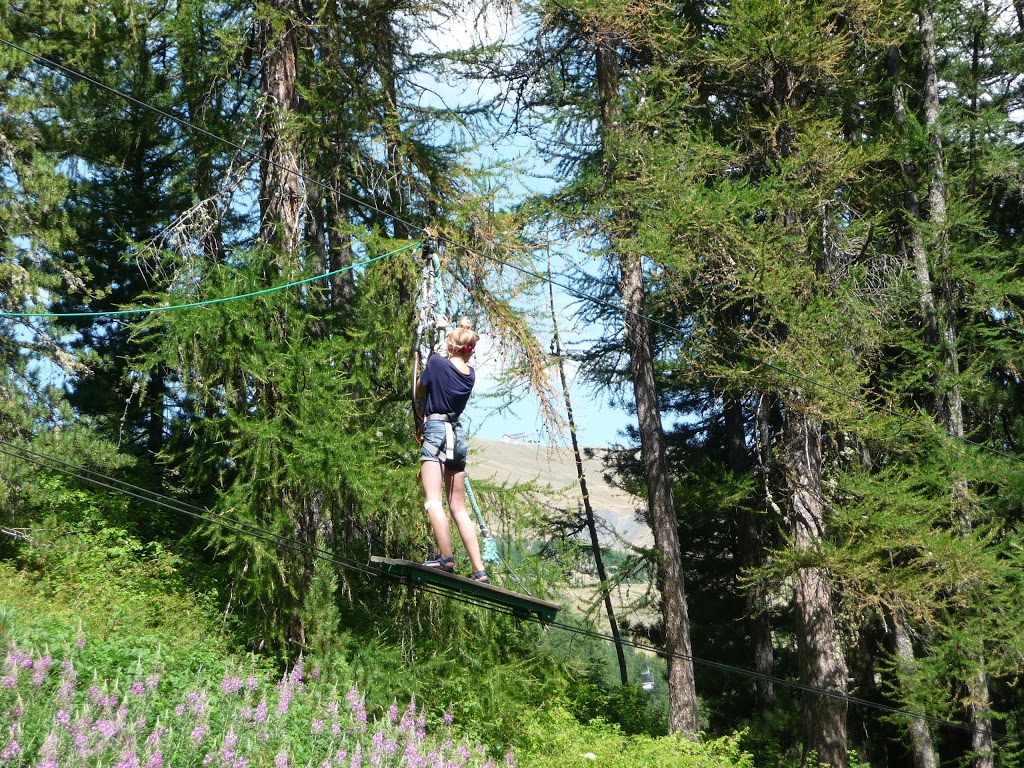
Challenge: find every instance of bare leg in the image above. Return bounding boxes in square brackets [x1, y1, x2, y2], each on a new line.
[445, 468, 485, 574]
[421, 460, 453, 558]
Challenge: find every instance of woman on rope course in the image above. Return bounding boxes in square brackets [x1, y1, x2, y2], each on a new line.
[416, 318, 489, 582]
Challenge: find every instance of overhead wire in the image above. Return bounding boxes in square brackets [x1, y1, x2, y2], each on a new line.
[1, 436, 1018, 748]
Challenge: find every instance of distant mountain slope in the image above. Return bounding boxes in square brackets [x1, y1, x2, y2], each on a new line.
[467, 439, 653, 550]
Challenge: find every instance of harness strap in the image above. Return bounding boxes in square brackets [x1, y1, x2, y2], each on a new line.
[443, 422, 455, 462]
[424, 412, 459, 423]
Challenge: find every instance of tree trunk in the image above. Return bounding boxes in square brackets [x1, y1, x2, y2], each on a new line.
[620, 250, 699, 733]
[782, 403, 848, 768]
[595, 30, 699, 732]
[887, 612, 938, 768]
[908, 4, 993, 763]
[725, 395, 776, 710]
[259, 0, 303, 274]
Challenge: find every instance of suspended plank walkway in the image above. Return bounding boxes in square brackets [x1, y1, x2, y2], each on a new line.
[370, 556, 561, 623]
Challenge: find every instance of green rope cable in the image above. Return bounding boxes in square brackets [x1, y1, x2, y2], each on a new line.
[0, 241, 421, 319]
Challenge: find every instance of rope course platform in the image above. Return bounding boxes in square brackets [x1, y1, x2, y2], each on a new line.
[370, 556, 561, 623]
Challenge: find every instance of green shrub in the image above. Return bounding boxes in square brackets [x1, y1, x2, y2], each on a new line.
[514, 706, 753, 768]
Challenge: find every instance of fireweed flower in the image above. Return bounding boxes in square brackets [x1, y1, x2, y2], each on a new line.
[75, 636, 86, 649]
[346, 687, 367, 731]
[185, 690, 206, 716]
[275, 686, 292, 716]
[95, 718, 119, 739]
[131, 680, 147, 696]
[311, 718, 324, 735]
[1, 740, 21, 760]
[220, 676, 244, 696]
[246, 676, 259, 691]
[387, 703, 398, 725]
[274, 751, 289, 768]
[57, 678, 76, 704]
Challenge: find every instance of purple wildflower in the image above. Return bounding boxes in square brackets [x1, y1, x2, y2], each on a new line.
[75, 636, 86, 648]
[388, 703, 398, 725]
[276, 686, 293, 716]
[1, 740, 21, 760]
[220, 676, 244, 695]
[191, 725, 209, 744]
[443, 710, 454, 726]
[95, 718, 119, 739]
[254, 699, 268, 724]
[404, 740, 424, 768]
[311, 718, 324, 735]
[57, 679, 76, 704]
[275, 751, 289, 768]
[131, 680, 146, 696]
[186, 690, 206, 716]
[146, 675, 160, 691]
[146, 752, 163, 768]
[1, 676, 15, 689]
[246, 676, 259, 691]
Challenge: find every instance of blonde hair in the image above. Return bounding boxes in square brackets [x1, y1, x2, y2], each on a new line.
[447, 318, 479, 354]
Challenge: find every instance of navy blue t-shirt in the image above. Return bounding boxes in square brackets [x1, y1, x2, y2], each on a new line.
[421, 354, 476, 418]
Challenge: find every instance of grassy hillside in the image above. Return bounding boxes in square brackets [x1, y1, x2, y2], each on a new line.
[0, 483, 753, 768]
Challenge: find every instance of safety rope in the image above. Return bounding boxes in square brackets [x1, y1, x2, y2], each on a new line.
[0, 242, 419, 319]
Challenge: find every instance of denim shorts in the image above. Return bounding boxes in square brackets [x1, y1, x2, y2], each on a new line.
[420, 419, 468, 471]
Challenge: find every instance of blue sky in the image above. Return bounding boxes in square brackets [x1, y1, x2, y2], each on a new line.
[412, 8, 639, 450]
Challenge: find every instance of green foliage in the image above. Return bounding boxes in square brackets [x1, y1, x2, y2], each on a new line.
[513, 706, 753, 768]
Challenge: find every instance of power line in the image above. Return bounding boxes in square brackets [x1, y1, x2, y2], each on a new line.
[1, 437, 1017, 748]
